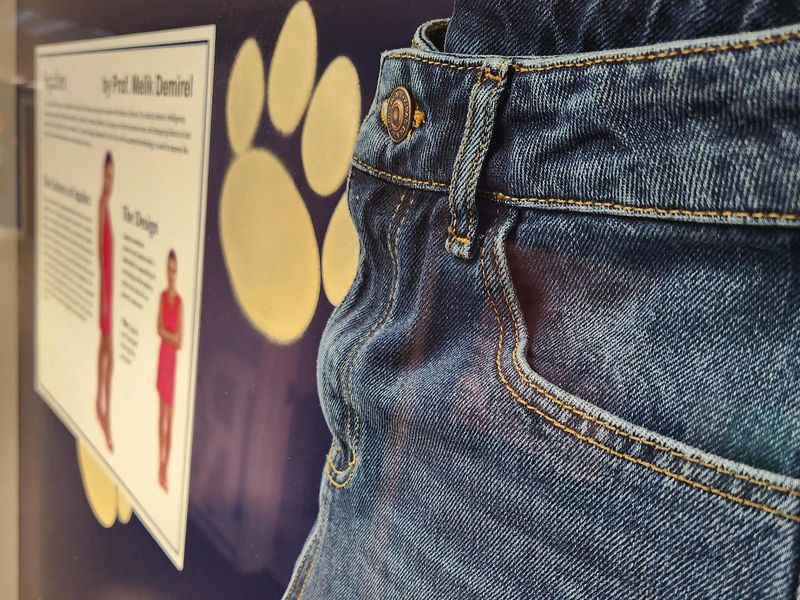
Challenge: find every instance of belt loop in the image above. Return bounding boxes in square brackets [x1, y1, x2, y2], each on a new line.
[445, 58, 510, 259]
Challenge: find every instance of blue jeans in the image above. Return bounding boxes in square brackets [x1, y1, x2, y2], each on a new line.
[284, 17, 800, 599]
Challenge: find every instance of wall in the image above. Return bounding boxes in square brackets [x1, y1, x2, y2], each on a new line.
[0, 0, 19, 598]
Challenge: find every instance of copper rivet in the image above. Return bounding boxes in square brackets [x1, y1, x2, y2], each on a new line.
[386, 86, 413, 143]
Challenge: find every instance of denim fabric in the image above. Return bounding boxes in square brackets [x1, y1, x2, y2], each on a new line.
[283, 18, 800, 600]
[444, 0, 800, 56]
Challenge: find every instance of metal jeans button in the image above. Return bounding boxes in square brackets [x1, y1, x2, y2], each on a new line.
[385, 86, 413, 142]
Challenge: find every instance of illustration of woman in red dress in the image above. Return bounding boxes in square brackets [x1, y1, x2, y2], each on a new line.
[156, 249, 182, 492]
[96, 151, 114, 452]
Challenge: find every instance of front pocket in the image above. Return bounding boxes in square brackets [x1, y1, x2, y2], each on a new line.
[479, 205, 800, 524]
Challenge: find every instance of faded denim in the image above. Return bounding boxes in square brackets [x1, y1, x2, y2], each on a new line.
[284, 17, 800, 600]
[444, 0, 800, 57]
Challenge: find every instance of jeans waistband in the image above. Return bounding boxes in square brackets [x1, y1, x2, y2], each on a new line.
[352, 19, 800, 256]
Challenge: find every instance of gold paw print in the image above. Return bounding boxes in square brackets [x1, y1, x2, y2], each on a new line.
[76, 439, 132, 527]
[221, 0, 362, 344]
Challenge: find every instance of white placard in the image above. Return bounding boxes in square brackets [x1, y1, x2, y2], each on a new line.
[34, 26, 216, 569]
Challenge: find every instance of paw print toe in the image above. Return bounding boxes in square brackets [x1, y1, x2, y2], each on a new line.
[301, 56, 361, 197]
[77, 440, 118, 528]
[322, 192, 359, 306]
[226, 38, 265, 154]
[268, 0, 318, 135]
[117, 488, 133, 524]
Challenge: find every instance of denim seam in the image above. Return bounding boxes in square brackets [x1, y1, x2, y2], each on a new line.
[320, 167, 362, 467]
[285, 509, 322, 598]
[386, 29, 800, 74]
[447, 68, 484, 248]
[296, 529, 324, 599]
[285, 538, 314, 598]
[493, 191, 800, 222]
[350, 159, 800, 223]
[386, 54, 482, 72]
[289, 532, 319, 599]
[325, 191, 414, 487]
[325, 443, 351, 476]
[352, 156, 449, 190]
[479, 218, 800, 521]
[289, 487, 331, 599]
[447, 226, 471, 244]
[513, 30, 800, 73]
[325, 191, 406, 480]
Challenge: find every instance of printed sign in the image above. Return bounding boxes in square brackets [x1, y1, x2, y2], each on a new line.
[34, 26, 216, 568]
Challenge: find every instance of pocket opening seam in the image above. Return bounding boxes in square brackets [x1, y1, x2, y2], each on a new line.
[490, 241, 800, 498]
[480, 212, 800, 523]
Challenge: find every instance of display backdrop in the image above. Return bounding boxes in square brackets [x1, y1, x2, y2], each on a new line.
[18, 0, 453, 597]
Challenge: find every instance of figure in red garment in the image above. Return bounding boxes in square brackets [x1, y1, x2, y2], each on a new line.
[96, 151, 114, 452]
[156, 249, 183, 492]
